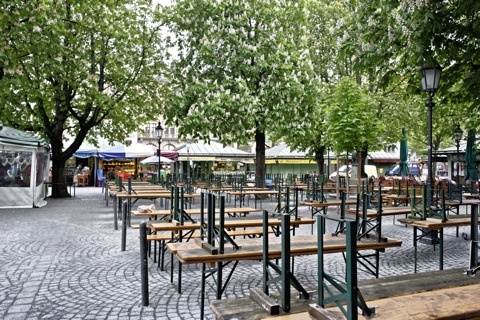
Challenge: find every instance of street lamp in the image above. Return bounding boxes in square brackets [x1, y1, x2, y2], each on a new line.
[155, 122, 163, 185]
[421, 65, 442, 217]
[454, 124, 463, 186]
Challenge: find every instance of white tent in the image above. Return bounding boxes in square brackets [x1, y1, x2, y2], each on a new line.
[0, 125, 50, 208]
[140, 155, 174, 164]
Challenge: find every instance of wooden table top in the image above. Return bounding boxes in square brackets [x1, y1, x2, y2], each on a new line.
[287, 283, 480, 320]
[225, 190, 282, 196]
[345, 207, 413, 218]
[302, 200, 357, 208]
[400, 215, 480, 230]
[131, 209, 171, 217]
[148, 216, 315, 232]
[184, 207, 261, 215]
[115, 192, 200, 199]
[167, 234, 402, 264]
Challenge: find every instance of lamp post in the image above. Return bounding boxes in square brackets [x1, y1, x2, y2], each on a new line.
[327, 146, 330, 178]
[155, 122, 163, 185]
[186, 137, 192, 182]
[420, 65, 442, 217]
[454, 124, 463, 186]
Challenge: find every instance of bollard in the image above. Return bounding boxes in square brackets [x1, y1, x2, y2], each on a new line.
[113, 194, 118, 230]
[121, 201, 127, 251]
[139, 222, 149, 306]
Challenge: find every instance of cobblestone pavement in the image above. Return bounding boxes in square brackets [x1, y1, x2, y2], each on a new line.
[0, 187, 475, 319]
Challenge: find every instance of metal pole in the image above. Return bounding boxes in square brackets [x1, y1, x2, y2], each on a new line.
[456, 141, 460, 185]
[139, 222, 149, 306]
[426, 95, 434, 216]
[158, 136, 161, 186]
[121, 201, 127, 251]
[281, 213, 290, 312]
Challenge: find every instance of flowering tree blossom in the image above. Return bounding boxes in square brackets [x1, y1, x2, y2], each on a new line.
[161, 0, 320, 186]
[0, 0, 166, 196]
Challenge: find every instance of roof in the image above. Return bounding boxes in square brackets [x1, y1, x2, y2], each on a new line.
[175, 140, 254, 160]
[0, 125, 49, 149]
[266, 144, 307, 159]
[368, 151, 400, 162]
[435, 140, 468, 154]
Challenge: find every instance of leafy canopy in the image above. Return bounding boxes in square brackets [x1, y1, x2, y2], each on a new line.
[160, 0, 320, 144]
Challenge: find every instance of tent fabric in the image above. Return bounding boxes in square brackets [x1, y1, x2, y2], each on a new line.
[0, 125, 49, 149]
[99, 143, 155, 160]
[399, 128, 409, 177]
[74, 148, 98, 159]
[0, 125, 50, 208]
[158, 150, 179, 160]
[140, 155, 174, 164]
[63, 137, 120, 158]
[464, 129, 478, 181]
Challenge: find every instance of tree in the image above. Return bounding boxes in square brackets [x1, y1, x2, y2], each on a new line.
[326, 77, 383, 184]
[160, 0, 320, 187]
[0, 0, 165, 196]
[282, 0, 395, 178]
[342, 0, 480, 136]
[277, 0, 346, 176]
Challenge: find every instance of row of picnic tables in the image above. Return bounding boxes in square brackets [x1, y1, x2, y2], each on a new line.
[105, 178, 480, 317]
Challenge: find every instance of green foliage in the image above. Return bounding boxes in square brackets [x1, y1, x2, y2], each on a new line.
[0, 0, 166, 194]
[0, 0, 165, 151]
[342, 0, 480, 134]
[160, 0, 320, 144]
[326, 77, 382, 154]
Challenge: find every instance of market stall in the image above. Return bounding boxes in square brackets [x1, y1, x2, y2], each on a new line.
[0, 125, 50, 208]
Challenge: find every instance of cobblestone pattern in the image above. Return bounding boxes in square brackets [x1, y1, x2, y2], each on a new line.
[0, 188, 475, 319]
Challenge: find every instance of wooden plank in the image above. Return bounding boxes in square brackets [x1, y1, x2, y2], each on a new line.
[250, 288, 280, 315]
[212, 268, 480, 319]
[405, 215, 480, 230]
[302, 201, 357, 208]
[193, 238, 218, 255]
[184, 207, 261, 215]
[171, 235, 402, 264]
[148, 217, 316, 232]
[322, 283, 480, 319]
[131, 209, 171, 217]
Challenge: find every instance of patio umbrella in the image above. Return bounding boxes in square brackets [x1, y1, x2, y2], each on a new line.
[399, 128, 409, 177]
[464, 129, 478, 181]
[140, 155, 174, 164]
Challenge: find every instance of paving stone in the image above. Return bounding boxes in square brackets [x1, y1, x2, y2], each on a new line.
[0, 187, 477, 319]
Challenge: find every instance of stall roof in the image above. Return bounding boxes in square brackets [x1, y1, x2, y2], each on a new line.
[0, 125, 49, 149]
[367, 151, 400, 163]
[175, 140, 253, 160]
[266, 144, 307, 159]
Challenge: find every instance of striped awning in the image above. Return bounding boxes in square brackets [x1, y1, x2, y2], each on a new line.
[0, 125, 49, 149]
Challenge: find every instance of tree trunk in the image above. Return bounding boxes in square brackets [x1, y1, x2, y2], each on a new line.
[255, 129, 266, 189]
[50, 145, 71, 197]
[315, 145, 326, 176]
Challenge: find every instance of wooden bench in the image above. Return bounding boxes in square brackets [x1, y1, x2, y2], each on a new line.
[315, 283, 480, 319]
[213, 268, 480, 319]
